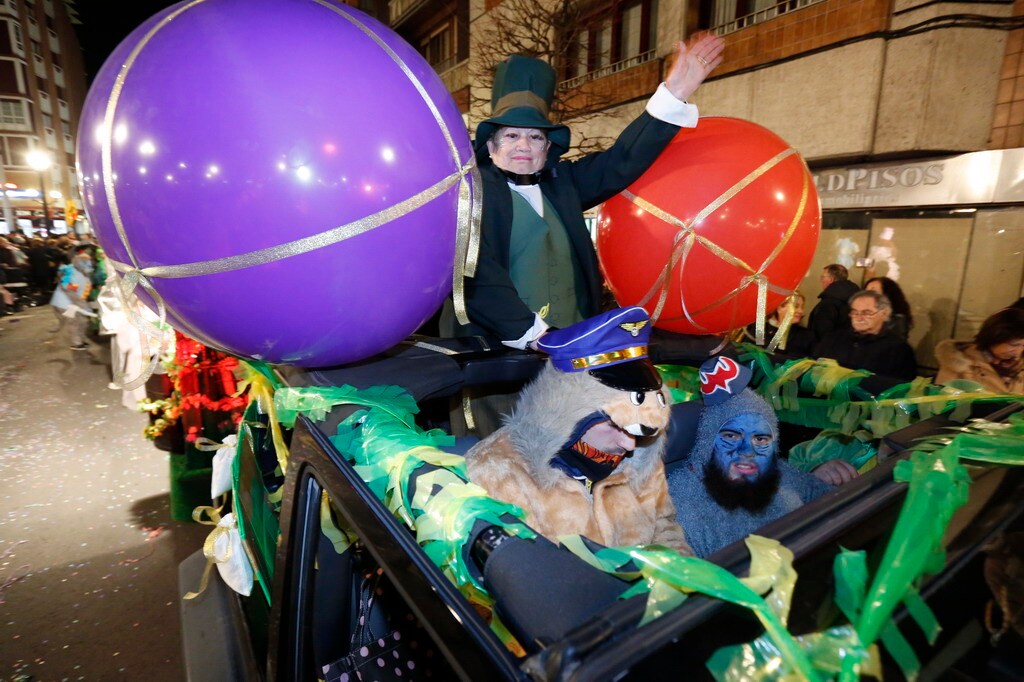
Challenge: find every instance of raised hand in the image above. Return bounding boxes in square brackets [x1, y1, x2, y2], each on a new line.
[665, 32, 725, 102]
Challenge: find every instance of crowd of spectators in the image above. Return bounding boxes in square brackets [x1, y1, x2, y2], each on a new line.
[744, 263, 1024, 394]
[0, 230, 95, 317]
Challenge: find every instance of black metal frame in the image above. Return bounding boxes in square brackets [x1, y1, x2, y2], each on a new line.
[266, 415, 524, 682]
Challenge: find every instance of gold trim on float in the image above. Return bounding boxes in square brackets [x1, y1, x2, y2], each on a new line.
[621, 147, 810, 345]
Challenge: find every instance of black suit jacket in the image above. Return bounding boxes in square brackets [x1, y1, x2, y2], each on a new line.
[449, 111, 682, 341]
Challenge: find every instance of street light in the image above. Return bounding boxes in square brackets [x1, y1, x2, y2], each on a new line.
[25, 149, 52, 235]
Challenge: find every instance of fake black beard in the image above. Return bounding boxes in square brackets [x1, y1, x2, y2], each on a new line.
[703, 458, 781, 513]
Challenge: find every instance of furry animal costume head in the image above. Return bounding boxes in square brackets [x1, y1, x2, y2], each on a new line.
[505, 307, 672, 490]
[503, 363, 672, 490]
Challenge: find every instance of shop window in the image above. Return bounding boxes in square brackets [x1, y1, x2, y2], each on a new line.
[798, 211, 980, 370]
[955, 210, 1024, 339]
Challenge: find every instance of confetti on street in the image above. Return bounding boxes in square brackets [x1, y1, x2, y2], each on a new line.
[1, 307, 208, 680]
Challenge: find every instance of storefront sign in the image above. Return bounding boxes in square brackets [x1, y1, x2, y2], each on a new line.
[813, 148, 1024, 209]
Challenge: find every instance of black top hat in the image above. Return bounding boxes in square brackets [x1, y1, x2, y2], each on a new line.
[474, 55, 571, 166]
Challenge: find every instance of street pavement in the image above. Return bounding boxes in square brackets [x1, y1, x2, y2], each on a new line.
[0, 305, 208, 681]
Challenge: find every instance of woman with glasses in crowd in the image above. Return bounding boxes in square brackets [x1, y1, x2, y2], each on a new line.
[935, 307, 1024, 394]
[813, 290, 918, 380]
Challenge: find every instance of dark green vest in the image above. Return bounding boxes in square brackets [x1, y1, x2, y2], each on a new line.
[508, 192, 587, 328]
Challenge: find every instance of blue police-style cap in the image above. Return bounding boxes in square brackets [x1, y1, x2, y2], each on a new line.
[537, 307, 662, 391]
[698, 355, 753, 406]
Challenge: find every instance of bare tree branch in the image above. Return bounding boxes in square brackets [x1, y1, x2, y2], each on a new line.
[470, 0, 616, 155]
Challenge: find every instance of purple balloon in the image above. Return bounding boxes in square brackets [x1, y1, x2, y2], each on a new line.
[78, 0, 474, 366]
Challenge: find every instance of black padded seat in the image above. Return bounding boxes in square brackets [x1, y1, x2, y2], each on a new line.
[664, 401, 703, 466]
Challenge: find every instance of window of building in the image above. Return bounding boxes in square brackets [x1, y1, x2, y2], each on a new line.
[704, 0, 825, 35]
[10, 19, 23, 55]
[41, 112, 50, 127]
[47, 27, 57, 53]
[0, 58, 19, 92]
[0, 98, 27, 127]
[565, 0, 657, 82]
[420, 19, 456, 72]
[30, 38, 41, 55]
[1, 135, 31, 165]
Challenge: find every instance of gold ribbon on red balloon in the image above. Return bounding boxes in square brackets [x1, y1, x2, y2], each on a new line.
[624, 147, 809, 346]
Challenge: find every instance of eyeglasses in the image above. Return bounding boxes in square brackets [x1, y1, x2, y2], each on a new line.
[849, 309, 879, 318]
[494, 132, 549, 148]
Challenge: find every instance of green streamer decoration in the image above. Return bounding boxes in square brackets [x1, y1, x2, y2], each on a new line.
[658, 345, 1024, 438]
[260, 377, 1024, 679]
[706, 405, 1024, 679]
[560, 535, 828, 681]
[274, 384, 418, 428]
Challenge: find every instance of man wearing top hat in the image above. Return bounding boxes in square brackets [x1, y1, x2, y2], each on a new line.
[465, 307, 692, 554]
[443, 34, 724, 349]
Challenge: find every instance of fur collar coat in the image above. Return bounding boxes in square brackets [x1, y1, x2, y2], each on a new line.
[465, 365, 692, 555]
[935, 340, 1024, 394]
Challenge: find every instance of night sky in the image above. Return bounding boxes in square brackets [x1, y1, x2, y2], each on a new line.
[72, 0, 183, 82]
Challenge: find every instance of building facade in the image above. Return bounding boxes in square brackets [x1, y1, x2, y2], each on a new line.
[0, 0, 87, 235]
[394, 0, 1024, 367]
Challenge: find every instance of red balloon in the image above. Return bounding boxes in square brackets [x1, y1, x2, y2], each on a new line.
[597, 117, 820, 335]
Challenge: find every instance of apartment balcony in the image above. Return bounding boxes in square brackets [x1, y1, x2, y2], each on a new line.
[389, 0, 435, 28]
[559, 51, 661, 114]
[712, 0, 826, 36]
[560, 50, 657, 91]
[436, 57, 468, 111]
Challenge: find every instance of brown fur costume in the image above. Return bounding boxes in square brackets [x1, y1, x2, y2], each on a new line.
[466, 363, 692, 555]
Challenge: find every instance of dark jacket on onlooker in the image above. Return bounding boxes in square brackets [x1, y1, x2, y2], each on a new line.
[887, 313, 910, 342]
[814, 328, 918, 380]
[741, 321, 815, 358]
[808, 279, 860, 342]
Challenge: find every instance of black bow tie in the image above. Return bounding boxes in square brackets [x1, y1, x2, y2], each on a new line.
[499, 168, 543, 186]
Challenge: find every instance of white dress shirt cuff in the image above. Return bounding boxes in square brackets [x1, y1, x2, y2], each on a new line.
[502, 314, 550, 350]
[646, 83, 699, 128]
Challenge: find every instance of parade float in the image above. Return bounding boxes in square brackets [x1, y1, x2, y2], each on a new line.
[74, 0, 1024, 679]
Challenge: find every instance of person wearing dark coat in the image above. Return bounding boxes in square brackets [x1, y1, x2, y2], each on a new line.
[813, 290, 918, 380]
[443, 35, 724, 349]
[738, 292, 814, 357]
[808, 264, 860, 343]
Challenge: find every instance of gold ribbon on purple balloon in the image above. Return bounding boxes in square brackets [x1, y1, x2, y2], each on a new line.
[625, 147, 808, 346]
[97, 0, 483, 388]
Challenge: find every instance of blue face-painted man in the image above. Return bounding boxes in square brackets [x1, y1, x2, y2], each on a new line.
[711, 413, 777, 483]
[703, 410, 782, 512]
